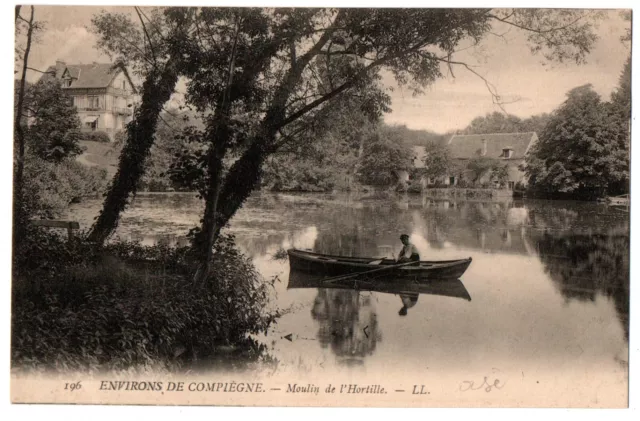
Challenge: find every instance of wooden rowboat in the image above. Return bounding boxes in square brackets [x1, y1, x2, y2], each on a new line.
[287, 249, 472, 280]
[287, 269, 472, 301]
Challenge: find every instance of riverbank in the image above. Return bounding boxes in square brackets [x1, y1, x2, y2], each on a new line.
[11, 227, 279, 374]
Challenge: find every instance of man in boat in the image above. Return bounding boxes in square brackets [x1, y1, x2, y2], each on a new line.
[398, 293, 419, 316]
[397, 234, 420, 263]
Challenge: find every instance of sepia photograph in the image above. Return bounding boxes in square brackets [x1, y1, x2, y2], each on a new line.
[8, 1, 634, 409]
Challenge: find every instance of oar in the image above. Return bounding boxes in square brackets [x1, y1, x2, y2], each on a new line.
[322, 260, 418, 285]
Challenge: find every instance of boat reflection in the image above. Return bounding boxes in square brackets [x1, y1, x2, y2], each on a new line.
[287, 269, 473, 301]
[288, 270, 472, 362]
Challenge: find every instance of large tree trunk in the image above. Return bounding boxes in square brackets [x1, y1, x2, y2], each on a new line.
[86, 61, 178, 245]
[192, 122, 230, 285]
[211, 137, 275, 243]
[193, 12, 341, 252]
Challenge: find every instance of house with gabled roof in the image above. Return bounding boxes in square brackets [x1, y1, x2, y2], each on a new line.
[442, 132, 538, 189]
[39, 60, 137, 140]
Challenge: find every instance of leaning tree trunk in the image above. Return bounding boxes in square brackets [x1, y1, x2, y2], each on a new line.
[192, 122, 231, 285]
[86, 61, 178, 245]
[211, 137, 275, 244]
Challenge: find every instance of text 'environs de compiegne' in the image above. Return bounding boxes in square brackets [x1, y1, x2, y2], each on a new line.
[99, 381, 265, 392]
[97, 381, 389, 394]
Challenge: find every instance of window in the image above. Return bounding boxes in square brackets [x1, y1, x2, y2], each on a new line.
[502, 148, 513, 159]
[449, 176, 456, 185]
[508, 181, 515, 190]
[84, 116, 99, 131]
[64, 78, 72, 87]
[88, 96, 101, 109]
[122, 80, 126, 90]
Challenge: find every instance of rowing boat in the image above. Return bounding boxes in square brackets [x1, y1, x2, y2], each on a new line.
[287, 269, 472, 301]
[287, 249, 472, 280]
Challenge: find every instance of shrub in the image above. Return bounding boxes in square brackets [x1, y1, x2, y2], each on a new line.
[21, 154, 108, 219]
[263, 158, 339, 192]
[395, 181, 408, 193]
[113, 130, 127, 146]
[456, 178, 469, 188]
[83, 131, 111, 143]
[11, 232, 279, 373]
[406, 180, 424, 194]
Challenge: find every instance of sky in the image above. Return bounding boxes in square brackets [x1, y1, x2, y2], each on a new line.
[17, 6, 632, 133]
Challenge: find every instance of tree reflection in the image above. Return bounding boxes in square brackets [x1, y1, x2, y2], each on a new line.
[536, 229, 630, 340]
[311, 289, 381, 359]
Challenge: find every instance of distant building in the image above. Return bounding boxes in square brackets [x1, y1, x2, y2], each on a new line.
[40, 60, 137, 140]
[412, 145, 428, 169]
[439, 132, 538, 189]
[396, 145, 428, 184]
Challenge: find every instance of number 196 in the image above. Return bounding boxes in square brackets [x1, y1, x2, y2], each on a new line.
[64, 381, 82, 391]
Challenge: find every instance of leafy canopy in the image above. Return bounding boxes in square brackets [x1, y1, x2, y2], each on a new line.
[358, 127, 413, 186]
[525, 84, 629, 198]
[22, 79, 83, 162]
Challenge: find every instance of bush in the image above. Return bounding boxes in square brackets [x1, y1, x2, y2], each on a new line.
[263, 158, 340, 192]
[21, 154, 108, 219]
[114, 130, 127, 145]
[11, 232, 279, 373]
[83, 131, 111, 143]
[456, 178, 469, 188]
[406, 180, 424, 194]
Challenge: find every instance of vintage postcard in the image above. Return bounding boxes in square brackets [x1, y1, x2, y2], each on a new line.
[9, 2, 633, 409]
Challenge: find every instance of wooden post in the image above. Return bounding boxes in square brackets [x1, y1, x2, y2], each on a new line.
[31, 220, 80, 242]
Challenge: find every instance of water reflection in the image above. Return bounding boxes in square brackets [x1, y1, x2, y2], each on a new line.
[289, 270, 472, 361]
[398, 293, 419, 316]
[311, 288, 380, 361]
[69, 194, 628, 260]
[66, 193, 630, 392]
[536, 230, 630, 340]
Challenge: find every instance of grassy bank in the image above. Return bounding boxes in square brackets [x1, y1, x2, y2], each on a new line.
[12, 226, 279, 374]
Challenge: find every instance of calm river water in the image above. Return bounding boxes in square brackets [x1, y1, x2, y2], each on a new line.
[66, 192, 630, 407]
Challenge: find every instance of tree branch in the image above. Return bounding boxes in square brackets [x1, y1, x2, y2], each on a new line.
[26, 66, 55, 75]
[487, 12, 587, 35]
[435, 56, 510, 112]
[135, 6, 157, 65]
[137, 7, 166, 41]
[279, 32, 439, 129]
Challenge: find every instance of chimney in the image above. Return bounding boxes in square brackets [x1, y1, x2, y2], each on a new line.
[482, 138, 487, 156]
[55, 60, 66, 78]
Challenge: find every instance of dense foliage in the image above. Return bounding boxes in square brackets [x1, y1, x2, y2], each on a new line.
[358, 127, 413, 186]
[21, 154, 108, 219]
[12, 230, 278, 373]
[261, 97, 379, 192]
[460, 111, 551, 135]
[23, 79, 83, 162]
[138, 109, 203, 192]
[82, 131, 111, 143]
[611, 56, 631, 120]
[524, 84, 629, 199]
[418, 141, 456, 180]
[464, 156, 509, 187]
